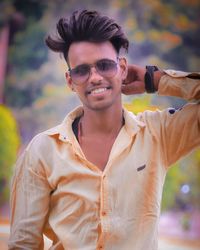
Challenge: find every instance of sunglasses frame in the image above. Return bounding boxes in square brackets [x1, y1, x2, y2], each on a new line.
[68, 58, 119, 85]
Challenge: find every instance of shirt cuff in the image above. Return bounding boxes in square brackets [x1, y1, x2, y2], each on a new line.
[164, 69, 200, 79]
[158, 70, 200, 100]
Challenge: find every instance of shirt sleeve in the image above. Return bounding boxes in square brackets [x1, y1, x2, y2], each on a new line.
[143, 70, 200, 167]
[158, 70, 200, 100]
[8, 138, 52, 250]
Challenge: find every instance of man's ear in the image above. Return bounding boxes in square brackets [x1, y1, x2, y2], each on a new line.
[65, 72, 75, 91]
[119, 58, 128, 81]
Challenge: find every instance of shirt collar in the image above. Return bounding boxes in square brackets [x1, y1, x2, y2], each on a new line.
[44, 106, 83, 143]
[44, 106, 145, 142]
[123, 108, 146, 136]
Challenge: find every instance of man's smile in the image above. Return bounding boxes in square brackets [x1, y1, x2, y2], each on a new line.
[87, 86, 112, 95]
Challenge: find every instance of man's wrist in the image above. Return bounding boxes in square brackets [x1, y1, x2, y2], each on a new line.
[154, 70, 165, 90]
[144, 66, 165, 93]
[144, 66, 159, 93]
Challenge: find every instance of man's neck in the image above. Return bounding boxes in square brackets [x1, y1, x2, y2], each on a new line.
[81, 105, 124, 136]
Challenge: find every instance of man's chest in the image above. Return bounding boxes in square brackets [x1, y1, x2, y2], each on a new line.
[79, 135, 118, 171]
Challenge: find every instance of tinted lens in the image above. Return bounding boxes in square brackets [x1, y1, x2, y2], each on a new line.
[96, 59, 117, 77]
[70, 64, 90, 84]
[69, 59, 118, 84]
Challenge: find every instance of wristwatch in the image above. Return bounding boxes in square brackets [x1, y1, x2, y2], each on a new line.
[144, 65, 159, 93]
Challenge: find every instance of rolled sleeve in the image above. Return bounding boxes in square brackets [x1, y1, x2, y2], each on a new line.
[158, 70, 200, 100]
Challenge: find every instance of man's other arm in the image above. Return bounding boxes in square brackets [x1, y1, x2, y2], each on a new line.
[123, 65, 200, 166]
[8, 137, 52, 250]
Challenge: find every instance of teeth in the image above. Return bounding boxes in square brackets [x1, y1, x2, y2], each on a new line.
[91, 88, 107, 94]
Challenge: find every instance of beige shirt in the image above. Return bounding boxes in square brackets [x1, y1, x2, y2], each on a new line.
[9, 70, 200, 250]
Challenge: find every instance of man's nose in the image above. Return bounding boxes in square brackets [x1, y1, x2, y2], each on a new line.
[88, 66, 103, 83]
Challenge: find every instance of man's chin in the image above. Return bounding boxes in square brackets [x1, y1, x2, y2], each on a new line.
[85, 101, 115, 112]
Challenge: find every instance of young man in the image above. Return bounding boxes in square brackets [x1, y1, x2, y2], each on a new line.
[8, 10, 200, 250]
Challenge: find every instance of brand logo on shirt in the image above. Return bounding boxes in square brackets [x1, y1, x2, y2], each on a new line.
[137, 164, 146, 171]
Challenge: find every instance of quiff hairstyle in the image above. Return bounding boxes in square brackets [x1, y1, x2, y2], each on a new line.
[45, 10, 129, 63]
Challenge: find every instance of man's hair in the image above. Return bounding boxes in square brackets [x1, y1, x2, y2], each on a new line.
[45, 10, 129, 62]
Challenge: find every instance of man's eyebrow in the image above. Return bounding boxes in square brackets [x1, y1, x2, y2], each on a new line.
[70, 62, 89, 70]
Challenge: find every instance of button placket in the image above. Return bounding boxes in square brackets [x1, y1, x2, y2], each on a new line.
[100, 174, 110, 234]
[102, 211, 107, 216]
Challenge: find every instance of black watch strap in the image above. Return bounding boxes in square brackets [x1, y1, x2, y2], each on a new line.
[144, 65, 159, 93]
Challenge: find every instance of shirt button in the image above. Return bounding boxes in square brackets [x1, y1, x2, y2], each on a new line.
[102, 211, 107, 216]
[99, 246, 103, 249]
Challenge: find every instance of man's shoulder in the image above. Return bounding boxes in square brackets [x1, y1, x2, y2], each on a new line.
[26, 124, 62, 152]
[124, 107, 162, 126]
[25, 106, 83, 152]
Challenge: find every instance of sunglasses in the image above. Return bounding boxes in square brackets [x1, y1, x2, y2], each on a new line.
[68, 58, 119, 85]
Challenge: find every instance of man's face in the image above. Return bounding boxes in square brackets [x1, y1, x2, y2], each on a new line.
[66, 41, 127, 112]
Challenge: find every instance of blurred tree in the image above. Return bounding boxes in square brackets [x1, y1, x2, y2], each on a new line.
[124, 94, 157, 113]
[0, 105, 20, 204]
[9, 24, 47, 72]
[0, 0, 15, 29]
[4, 0, 48, 107]
[162, 163, 187, 211]
[111, 0, 200, 71]
[5, 22, 47, 107]
[162, 150, 200, 211]
[176, 150, 200, 209]
[13, 0, 46, 21]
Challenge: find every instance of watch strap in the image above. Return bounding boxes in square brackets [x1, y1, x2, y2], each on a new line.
[144, 65, 159, 93]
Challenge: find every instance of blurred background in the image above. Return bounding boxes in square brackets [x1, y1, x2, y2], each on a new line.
[0, 0, 200, 249]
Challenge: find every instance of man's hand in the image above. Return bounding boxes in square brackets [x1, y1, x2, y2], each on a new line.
[122, 64, 164, 95]
[122, 64, 146, 95]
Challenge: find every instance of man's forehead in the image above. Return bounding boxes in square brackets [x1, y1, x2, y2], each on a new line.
[68, 41, 117, 66]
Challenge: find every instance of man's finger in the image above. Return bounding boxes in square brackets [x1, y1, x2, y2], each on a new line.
[121, 81, 145, 95]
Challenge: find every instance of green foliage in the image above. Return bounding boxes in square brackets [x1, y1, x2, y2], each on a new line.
[0, 105, 20, 204]
[9, 23, 48, 73]
[0, 0, 15, 28]
[5, 21, 48, 107]
[161, 150, 200, 211]
[4, 78, 42, 107]
[4, 0, 48, 108]
[124, 95, 157, 114]
[112, 0, 200, 71]
[179, 151, 200, 208]
[162, 163, 186, 211]
[13, 0, 47, 21]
